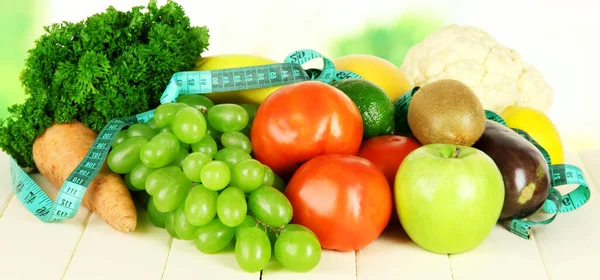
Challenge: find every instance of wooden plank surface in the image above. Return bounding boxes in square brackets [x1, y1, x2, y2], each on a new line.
[0, 148, 599, 279]
[531, 150, 600, 280]
[62, 210, 172, 280]
[161, 239, 260, 280]
[263, 248, 356, 280]
[355, 225, 452, 280]
[0, 171, 91, 280]
[449, 225, 548, 280]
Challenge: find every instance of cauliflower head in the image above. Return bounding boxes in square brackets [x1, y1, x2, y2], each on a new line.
[400, 24, 553, 114]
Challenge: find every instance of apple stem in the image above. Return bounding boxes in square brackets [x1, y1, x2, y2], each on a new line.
[451, 147, 461, 158]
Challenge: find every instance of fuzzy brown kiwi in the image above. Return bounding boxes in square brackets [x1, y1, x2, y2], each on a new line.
[407, 79, 486, 146]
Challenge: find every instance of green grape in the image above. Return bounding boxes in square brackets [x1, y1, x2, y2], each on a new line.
[112, 130, 128, 148]
[135, 190, 151, 208]
[124, 173, 136, 191]
[248, 186, 293, 227]
[191, 136, 218, 159]
[274, 230, 321, 272]
[239, 103, 259, 123]
[272, 173, 287, 193]
[173, 206, 199, 240]
[235, 227, 271, 273]
[171, 107, 207, 144]
[180, 142, 191, 151]
[169, 145, 190, 169]
[234, 215, 259, 240]
[129, 162, 156, 190]
[146, 119, 157, 130]
[214, 147, 252, 170]
[231, 159, 264, 193]
[126, 123, 157, 140]
[254, 223, 278, 248]
[145, 166, 191, 213]
[194, 218, 235, 254]
[221, 131, 252, 153]
[182, 152, 212, 182]
[205, 121, 221, 140]
[108, 136, 148, 174]
[139, 132, 180, 168]
[207, 104, 249, 132]
[262, 165, 275, 187]
[147, 199, 167, 228]
[200, 161, 231, 191]
[184, 184, 218, 226]
[280, 224, 318, 240]
[154, 103, 188, 127]
[217, 187, 247, 227]
[159, 126, 173, 134]
[240, 125, 252, 138]
[176, 94, 215, 114]
[165, 211, 179, 239]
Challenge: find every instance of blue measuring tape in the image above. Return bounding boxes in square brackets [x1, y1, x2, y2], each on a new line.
[8, 49, 361, 222]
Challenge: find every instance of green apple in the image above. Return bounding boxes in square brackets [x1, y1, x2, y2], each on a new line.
[394, 144, 505, 254]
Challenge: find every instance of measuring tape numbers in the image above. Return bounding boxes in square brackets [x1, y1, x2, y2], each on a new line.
[7, 49, 361, 223]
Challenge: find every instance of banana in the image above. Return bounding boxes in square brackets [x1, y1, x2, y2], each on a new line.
[192, 54, 283, 104]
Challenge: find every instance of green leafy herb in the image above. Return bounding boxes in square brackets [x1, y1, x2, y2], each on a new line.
[0, 0, 210, 169]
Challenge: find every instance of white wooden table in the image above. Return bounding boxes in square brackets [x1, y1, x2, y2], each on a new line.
[0, 147, 599, 280]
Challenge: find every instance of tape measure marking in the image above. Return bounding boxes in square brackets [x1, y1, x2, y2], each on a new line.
[9, 110, 156, 221]
[502, 127, 590, 239]
[8, 49, 361, 223]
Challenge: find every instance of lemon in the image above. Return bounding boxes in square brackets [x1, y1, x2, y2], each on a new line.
[500, 105, 565, 164]
[193, 54, 283, 104]
[332, 54, 413, 101]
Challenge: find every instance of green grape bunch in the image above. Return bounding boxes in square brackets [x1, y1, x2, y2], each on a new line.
[107, 95, 321, 273]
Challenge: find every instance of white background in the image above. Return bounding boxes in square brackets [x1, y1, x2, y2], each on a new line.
[41, 0, 600, 150]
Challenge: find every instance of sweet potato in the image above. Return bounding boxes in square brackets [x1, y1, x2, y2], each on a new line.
[32, 121, 137, 232]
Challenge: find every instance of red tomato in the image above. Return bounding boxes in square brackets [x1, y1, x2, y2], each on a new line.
[250, 81, 363, 180]
[357, 135, 422, 187]
[356, 135, 422, 225]
[285, 154, 392, 251]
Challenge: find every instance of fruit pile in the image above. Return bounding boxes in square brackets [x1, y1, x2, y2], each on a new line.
[107, 95, 321, 273]
[106, 52, 578, 273]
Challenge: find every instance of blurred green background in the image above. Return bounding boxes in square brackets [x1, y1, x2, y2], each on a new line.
[0, 1, 443, 120]
[328, 14, 445, 66]
[0, 0, 46, 119]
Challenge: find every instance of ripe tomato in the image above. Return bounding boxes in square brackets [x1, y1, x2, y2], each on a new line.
[357, 135, 422, 187]
[250, 81, 363, 180]
[285, 154, 392, 251]
[356, 135, 422, 225]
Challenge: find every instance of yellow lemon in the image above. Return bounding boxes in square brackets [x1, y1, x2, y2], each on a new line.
[500, 105, 565, 164]
[193, 54, 283, 104]
[332, 54, 413, 101]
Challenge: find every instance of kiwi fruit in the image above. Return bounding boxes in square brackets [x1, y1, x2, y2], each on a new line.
[407, 79, 486, 146]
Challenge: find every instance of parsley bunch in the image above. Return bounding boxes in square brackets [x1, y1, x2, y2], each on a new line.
[0, 0, 209, 169]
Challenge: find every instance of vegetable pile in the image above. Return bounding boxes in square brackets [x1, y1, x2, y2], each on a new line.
[0, 0, 588, 274]
[113, 97, 322, 273]
[0, 0, 209, 233]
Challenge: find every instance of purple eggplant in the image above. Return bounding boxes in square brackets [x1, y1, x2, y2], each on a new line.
[473, 120, 550, 220]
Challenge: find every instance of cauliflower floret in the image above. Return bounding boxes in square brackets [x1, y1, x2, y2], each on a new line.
[400, 24, 553, 114]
